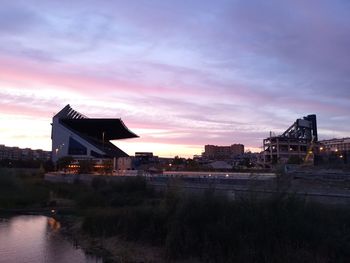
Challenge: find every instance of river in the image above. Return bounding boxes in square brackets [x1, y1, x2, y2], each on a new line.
[0, 215, 102, 263]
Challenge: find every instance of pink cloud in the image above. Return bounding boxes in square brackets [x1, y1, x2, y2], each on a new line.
[0, 55, 170, 97]
[0, 103, 52, 118]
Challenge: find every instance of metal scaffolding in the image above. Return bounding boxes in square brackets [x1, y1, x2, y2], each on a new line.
[263, 114, 318, 166]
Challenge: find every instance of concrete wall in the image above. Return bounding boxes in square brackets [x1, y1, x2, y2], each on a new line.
[51, 117, 105, 162]
[45, 172, 350, 205]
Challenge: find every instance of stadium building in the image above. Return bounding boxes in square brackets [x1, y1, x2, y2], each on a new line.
[51, 105, 138, 163]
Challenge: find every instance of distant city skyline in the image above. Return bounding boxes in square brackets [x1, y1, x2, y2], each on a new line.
[1, 0, 349, 157]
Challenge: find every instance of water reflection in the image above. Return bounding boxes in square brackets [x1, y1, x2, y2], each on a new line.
[47, 217, 61, 231]
[0, 215, 102, 263]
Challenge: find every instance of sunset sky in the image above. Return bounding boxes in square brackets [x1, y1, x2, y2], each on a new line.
[1, 0, 349, 157]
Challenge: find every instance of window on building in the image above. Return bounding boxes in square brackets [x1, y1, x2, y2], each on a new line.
[68, 137, 87, 155]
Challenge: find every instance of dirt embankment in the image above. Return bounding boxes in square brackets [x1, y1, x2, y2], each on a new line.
[59, 216, 166, 263]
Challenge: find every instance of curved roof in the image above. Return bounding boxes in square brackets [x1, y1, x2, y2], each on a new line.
[56, 104, 138, 140]
[54, 104, 87, 119]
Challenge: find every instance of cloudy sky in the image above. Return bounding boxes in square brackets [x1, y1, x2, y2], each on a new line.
[1, 0, 349, 157]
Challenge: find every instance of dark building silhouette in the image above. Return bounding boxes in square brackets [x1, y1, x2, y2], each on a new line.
[203, 144, 244, 160]
[263, 114, 318, 166]
[51, 104, 138, 162]
[0, 144, 51, 161]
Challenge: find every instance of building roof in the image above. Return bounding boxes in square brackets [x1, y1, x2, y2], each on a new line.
[54, 104, 87, 119]
[56, 104, 138, 140]
[61, 118, 138, 140]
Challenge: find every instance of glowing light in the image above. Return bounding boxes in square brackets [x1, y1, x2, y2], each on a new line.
[48, 217, 61, 231]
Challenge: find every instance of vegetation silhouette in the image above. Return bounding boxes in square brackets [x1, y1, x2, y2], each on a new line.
[1, 170, 350, 262]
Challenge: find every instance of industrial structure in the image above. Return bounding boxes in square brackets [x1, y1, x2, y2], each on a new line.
[263, 114, 318, 166]
[51, 105, 138, 162]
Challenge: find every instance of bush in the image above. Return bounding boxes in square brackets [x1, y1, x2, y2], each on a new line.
[91, 177, 107, 191]
[82, 206, 167, 243]
[11, 172, 344, 263]
[0, 168, 49, 208]
[0, 169, 20, 189]
[81, 190, 350, 262]
[76, 191, 107, 208]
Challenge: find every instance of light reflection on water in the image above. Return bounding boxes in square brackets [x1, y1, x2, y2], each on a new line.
[0, 215, 102, 263]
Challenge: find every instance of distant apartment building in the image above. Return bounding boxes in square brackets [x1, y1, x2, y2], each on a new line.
[319, 138, 350, 152]
[315, 138, 350, 165]
[117, 157, 133, 170]
[116, 152, 162, 172]
[135, 152, 156, 160]
[203, 144, 244, 159]
[0, 144, 51, 161]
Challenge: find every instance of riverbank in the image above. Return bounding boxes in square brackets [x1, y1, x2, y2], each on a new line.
[2, 168, 350, 262]
[58, 215, 166, 263]
[0, 168, 165, 262]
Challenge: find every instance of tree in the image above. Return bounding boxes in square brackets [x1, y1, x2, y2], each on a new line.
[56, 156, 74, 171]
[173, 156, 184, 165]
[186, 158, 200, 171]
[78, 159, 94, 174]
[43, 160, 55, 172]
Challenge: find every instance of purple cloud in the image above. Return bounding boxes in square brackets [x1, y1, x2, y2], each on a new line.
[0, 0, 349, 155]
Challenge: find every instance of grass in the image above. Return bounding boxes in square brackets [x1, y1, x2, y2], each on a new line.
[0, 168, 49, 208]
[81, 189, 350, 262]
